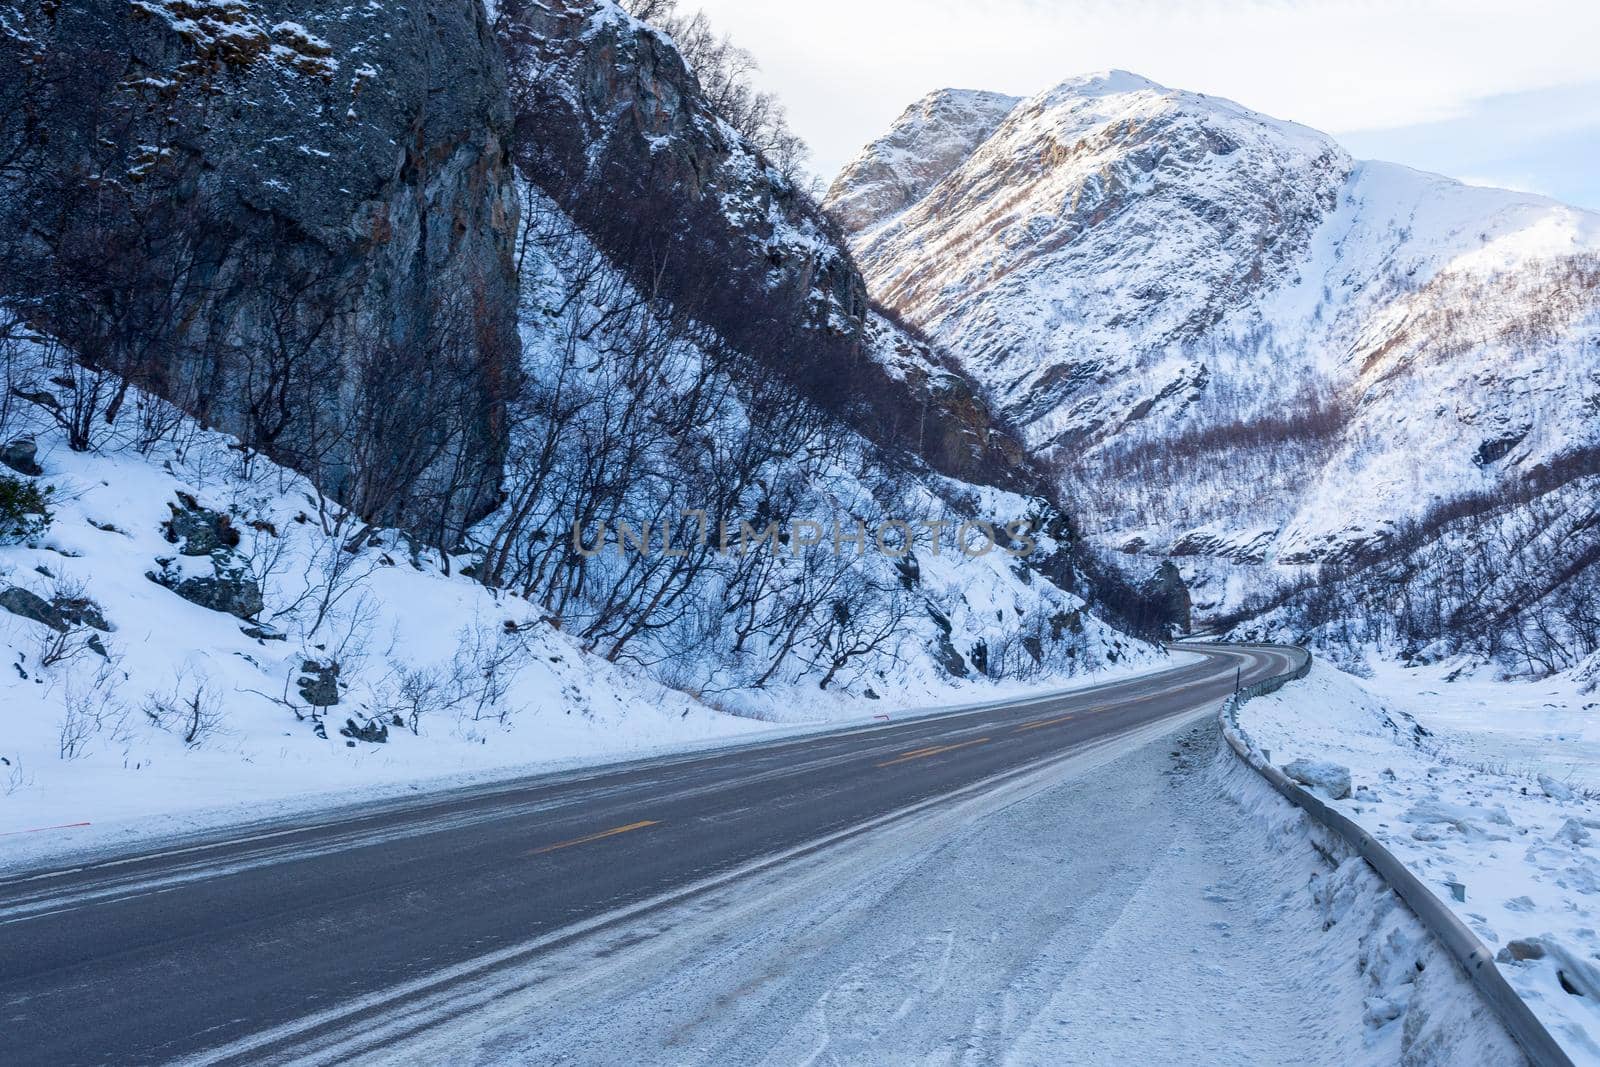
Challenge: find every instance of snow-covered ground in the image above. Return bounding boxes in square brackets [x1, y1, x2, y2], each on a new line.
[1365, 659, 1600, 791]
[230, 710, 1518, 1065]
[1, 170, 1165, 868]
[1237, 662, 1600, 1063]
[0, 418, 741, 856]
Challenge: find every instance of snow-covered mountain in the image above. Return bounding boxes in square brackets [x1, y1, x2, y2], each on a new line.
[826, 71, 1600, 664]
[830, 71, 1348, 454]
[827, 88, 1022, 236]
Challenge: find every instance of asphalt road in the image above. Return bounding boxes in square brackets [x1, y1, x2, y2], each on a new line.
[0, 642, 1303, 1065]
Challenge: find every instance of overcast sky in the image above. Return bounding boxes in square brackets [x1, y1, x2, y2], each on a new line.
[685, 0, 1600, 210]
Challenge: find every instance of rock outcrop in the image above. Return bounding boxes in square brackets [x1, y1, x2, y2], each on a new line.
[1, 0, 520, 540]
[826, 89, 1020, 235]
[1143, 561, 1191, 635]
[503, 1, 866, 357]
[499, 0, 1037, 490]
[0, 441, 43, 478]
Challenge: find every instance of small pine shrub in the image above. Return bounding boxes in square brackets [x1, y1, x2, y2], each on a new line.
[0, 475, 53, 545]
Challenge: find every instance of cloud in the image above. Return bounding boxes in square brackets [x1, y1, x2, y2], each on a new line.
[686, 0, 1600, 198]
[1341, 82, 1600, 210]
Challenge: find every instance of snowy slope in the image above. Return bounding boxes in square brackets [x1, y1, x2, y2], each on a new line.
[826, 72, 1600, 634]
[831, 70, 1349, 451]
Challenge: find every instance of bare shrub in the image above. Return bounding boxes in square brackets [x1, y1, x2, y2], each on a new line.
[56, 663, 129, 761]
[450, 622, 530, 725]
[57, 697, 95, 761]
[1, 755, 31, 796]
[144, 670, 224, 747]
[29, 577, 110, 669]
[373, 662, 474, 736]
[272, 531, 378, 642]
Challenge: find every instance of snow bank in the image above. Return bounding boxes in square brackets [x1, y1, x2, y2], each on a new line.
[1203, 735, 1523, 1067]
[1206, 736, 1527, 1064]
[1238, 663, 1600, 1063]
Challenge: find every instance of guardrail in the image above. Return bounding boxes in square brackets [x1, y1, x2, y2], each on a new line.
[1218, 646, 1573, 1067]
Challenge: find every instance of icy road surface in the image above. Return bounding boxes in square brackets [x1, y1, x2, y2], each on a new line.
[353, 722, 1518, 1066]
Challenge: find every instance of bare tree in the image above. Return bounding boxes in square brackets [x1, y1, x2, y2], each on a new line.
[144, 669, 224, 748]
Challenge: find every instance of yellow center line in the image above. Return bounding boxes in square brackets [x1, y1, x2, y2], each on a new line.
[876, 737, 989, 768]
[1012, 713, 1077, 732]
[897, 743, 953, 758]
[1011, 702, 1117, 732]
[530, 820, 660, 856]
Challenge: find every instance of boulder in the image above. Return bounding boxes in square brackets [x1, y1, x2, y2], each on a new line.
[1283, 758, 1352, 800]
[0, 440, 42, 477]
[171, 575, 264, 621]
[52, 596, 112, 632]
[297, 661, 341, 707]
[1538, 774, 1576, 802]
[932, 631, 968, 678]
[1401, 797, 1515, 840]
[0, 587, 67, 632]
[1496, 938, 1547, 963]
[163, 495, 241, 557]
[339, 717, 389, 744]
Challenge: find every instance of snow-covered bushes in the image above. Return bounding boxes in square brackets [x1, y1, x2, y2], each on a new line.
[0, 354, 768, 832]
[1232, 454, 1600, 678]
[0, 236, 1144, 835]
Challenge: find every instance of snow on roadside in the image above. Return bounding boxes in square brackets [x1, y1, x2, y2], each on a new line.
[1365, 659, 1600, 791]
[1237, 663, 1600, 1064]
[0, 412, 750, 862]
[336, 713, 1523, 1066]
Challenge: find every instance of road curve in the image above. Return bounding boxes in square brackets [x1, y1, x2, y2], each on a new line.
[0, 643, 1301, 1065]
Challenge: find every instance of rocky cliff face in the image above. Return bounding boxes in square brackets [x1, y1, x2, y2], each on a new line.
[826, 88, 1020, 236]
[497, 0, 1036, 491]
[1, 0, 520, 539]
[501, 1, 867, 355]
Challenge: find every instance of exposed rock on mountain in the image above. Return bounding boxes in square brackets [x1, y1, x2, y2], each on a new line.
[502, 0, 866, 354]
[827, 88, 1020, 235]
[0, 0, 520, 539]
[1, 0, 1168, 704]
[830, 70, 1350, 452]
